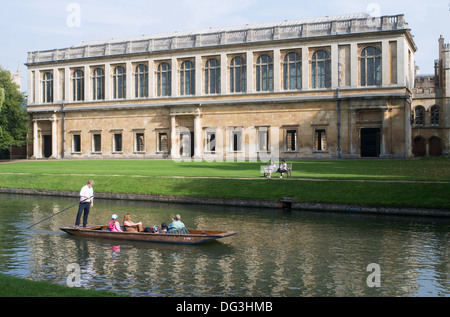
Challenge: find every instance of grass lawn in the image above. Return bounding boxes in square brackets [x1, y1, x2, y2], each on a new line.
[0, 157, 449, 181]
[0, 274, 126, 297]
[0, 158, 449, 209]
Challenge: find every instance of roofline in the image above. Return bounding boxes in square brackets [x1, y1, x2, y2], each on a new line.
[26, 13, 411, 66]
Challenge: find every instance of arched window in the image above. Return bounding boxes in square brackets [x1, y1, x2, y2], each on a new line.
[135, 64, 148, 98]
[157, 62, 171, 97]
[205, 58, 220, 94]
[113, 66, 126, 99]
[92, 68, 105, 101]
[230, 56, 246, 93]
[72, 69, 84, 101]
[361, 46, 382, 86]
[311, 50, 331, 89]
[414, 106, 425, 126]
[283, 52, 302, 90]
[256, 54, 273, 92]
[180, 60, 195, 96]
[42, 72, 53, 103]
[430, 106, 440, 126]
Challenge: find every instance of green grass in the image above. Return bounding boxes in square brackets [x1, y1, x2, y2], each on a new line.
[0, 157, 449, 181]
[0, 158, 449, 210]
[0, 274, 126, 297]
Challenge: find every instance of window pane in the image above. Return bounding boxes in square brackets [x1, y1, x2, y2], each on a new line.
[286, 130, 297, 151]
[367, 58, 375, 86]
[93, 134, 101, 152]
[361, 59, 366, 86]
[159, 133, 168, 152]
[114, 134, 122, 152]
[136, 133, 144, 152]
[73, 135, 81, 152]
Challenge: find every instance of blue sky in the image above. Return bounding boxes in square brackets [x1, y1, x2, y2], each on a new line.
[1, 0, 449, 92]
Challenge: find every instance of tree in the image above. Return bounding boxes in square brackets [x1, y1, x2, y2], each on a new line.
[0, 68, 29, 151]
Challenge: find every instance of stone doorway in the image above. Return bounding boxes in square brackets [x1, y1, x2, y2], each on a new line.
[361, 128, 381, 158]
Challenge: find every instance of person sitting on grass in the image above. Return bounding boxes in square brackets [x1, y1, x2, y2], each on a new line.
[109, 214, 123, 232]
[168, 215, 186, 233]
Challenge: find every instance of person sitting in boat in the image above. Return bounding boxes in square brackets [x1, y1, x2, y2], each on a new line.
[168, 215, 186, 233]
[123, 213, 144, 232]
[109, 214, 123, 232]
[159, 222, 169, 233]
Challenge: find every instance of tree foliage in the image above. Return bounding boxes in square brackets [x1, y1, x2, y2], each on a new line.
[0, 68, 29, 151]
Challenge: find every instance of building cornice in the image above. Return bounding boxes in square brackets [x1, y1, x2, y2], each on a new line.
[26, 14, 412, 67]
[27, 89, 410, 114]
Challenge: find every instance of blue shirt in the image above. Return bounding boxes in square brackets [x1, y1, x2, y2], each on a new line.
[168, 220, 185, 232]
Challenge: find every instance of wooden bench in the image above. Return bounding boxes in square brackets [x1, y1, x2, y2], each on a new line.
[260, 163, 292, 178]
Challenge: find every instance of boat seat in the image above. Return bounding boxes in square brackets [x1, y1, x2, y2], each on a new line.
[168, 228, 190, 235]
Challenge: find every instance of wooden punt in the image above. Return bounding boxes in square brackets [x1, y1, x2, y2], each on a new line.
[60, 226, 237, 245]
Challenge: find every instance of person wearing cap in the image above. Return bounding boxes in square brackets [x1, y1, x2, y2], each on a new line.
[168, 214, 185, 233]
[109, 214, 123, 232]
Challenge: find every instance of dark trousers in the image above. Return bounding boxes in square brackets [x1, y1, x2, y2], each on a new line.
[75, 202, 91, 226]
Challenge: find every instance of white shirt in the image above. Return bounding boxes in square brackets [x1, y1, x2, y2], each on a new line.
[80, 185, 94, 203]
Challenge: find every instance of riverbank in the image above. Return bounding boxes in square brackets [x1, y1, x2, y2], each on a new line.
[1, 159, 449, 216]
[1, 185, 450, 218]
[0, 274, 126, 297]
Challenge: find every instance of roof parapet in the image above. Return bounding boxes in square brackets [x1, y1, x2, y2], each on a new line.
[27, 14, 409, 65]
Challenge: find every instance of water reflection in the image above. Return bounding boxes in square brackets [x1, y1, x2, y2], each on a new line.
[0, 193, 449, 297]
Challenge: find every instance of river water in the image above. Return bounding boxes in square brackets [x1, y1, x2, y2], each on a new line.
[0, 193, 448, 297]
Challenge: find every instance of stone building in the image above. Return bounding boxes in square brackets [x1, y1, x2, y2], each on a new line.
[411, 36, 450, 157]
[26, 13, 420, 160]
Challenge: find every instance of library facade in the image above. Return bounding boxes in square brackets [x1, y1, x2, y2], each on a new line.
[26, 13, 447, 160]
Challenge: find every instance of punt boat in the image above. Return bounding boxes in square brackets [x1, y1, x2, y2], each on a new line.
[60, 225, 237, 245]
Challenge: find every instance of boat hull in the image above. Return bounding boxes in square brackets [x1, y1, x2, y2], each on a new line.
[60, 226, 237, 245]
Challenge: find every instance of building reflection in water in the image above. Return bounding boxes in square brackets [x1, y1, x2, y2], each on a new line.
[1, 194, 448, 297]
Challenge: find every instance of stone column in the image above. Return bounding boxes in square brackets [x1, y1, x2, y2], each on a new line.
[126, 61, 133, 100]
[171, 57, 178, 97]
[104, 63, 111, 100]
[194, 113, 203, 161]
[302, 47, 309, 90]
[381, 40, 390, 87]
[51, 114, 58, 159]
[381, 108, 390, 158]
[170, 115, 179, 159]
[84, 65, 91, 102]
[331, 44, 339, 89]
[32, 119, 40, 159]
[246, 51, 253, 93]
[64, 67, 70, 102]
[53, 68, 60, 102]
[28, 70, 34, 104]
[148, 59, 154, 98]
[220, 53, 227, 94]
[195, 55, 202, 96]
[35, 70, 41, 104]
[350, 43, 358, 88]
[273, 48, 281, 92]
